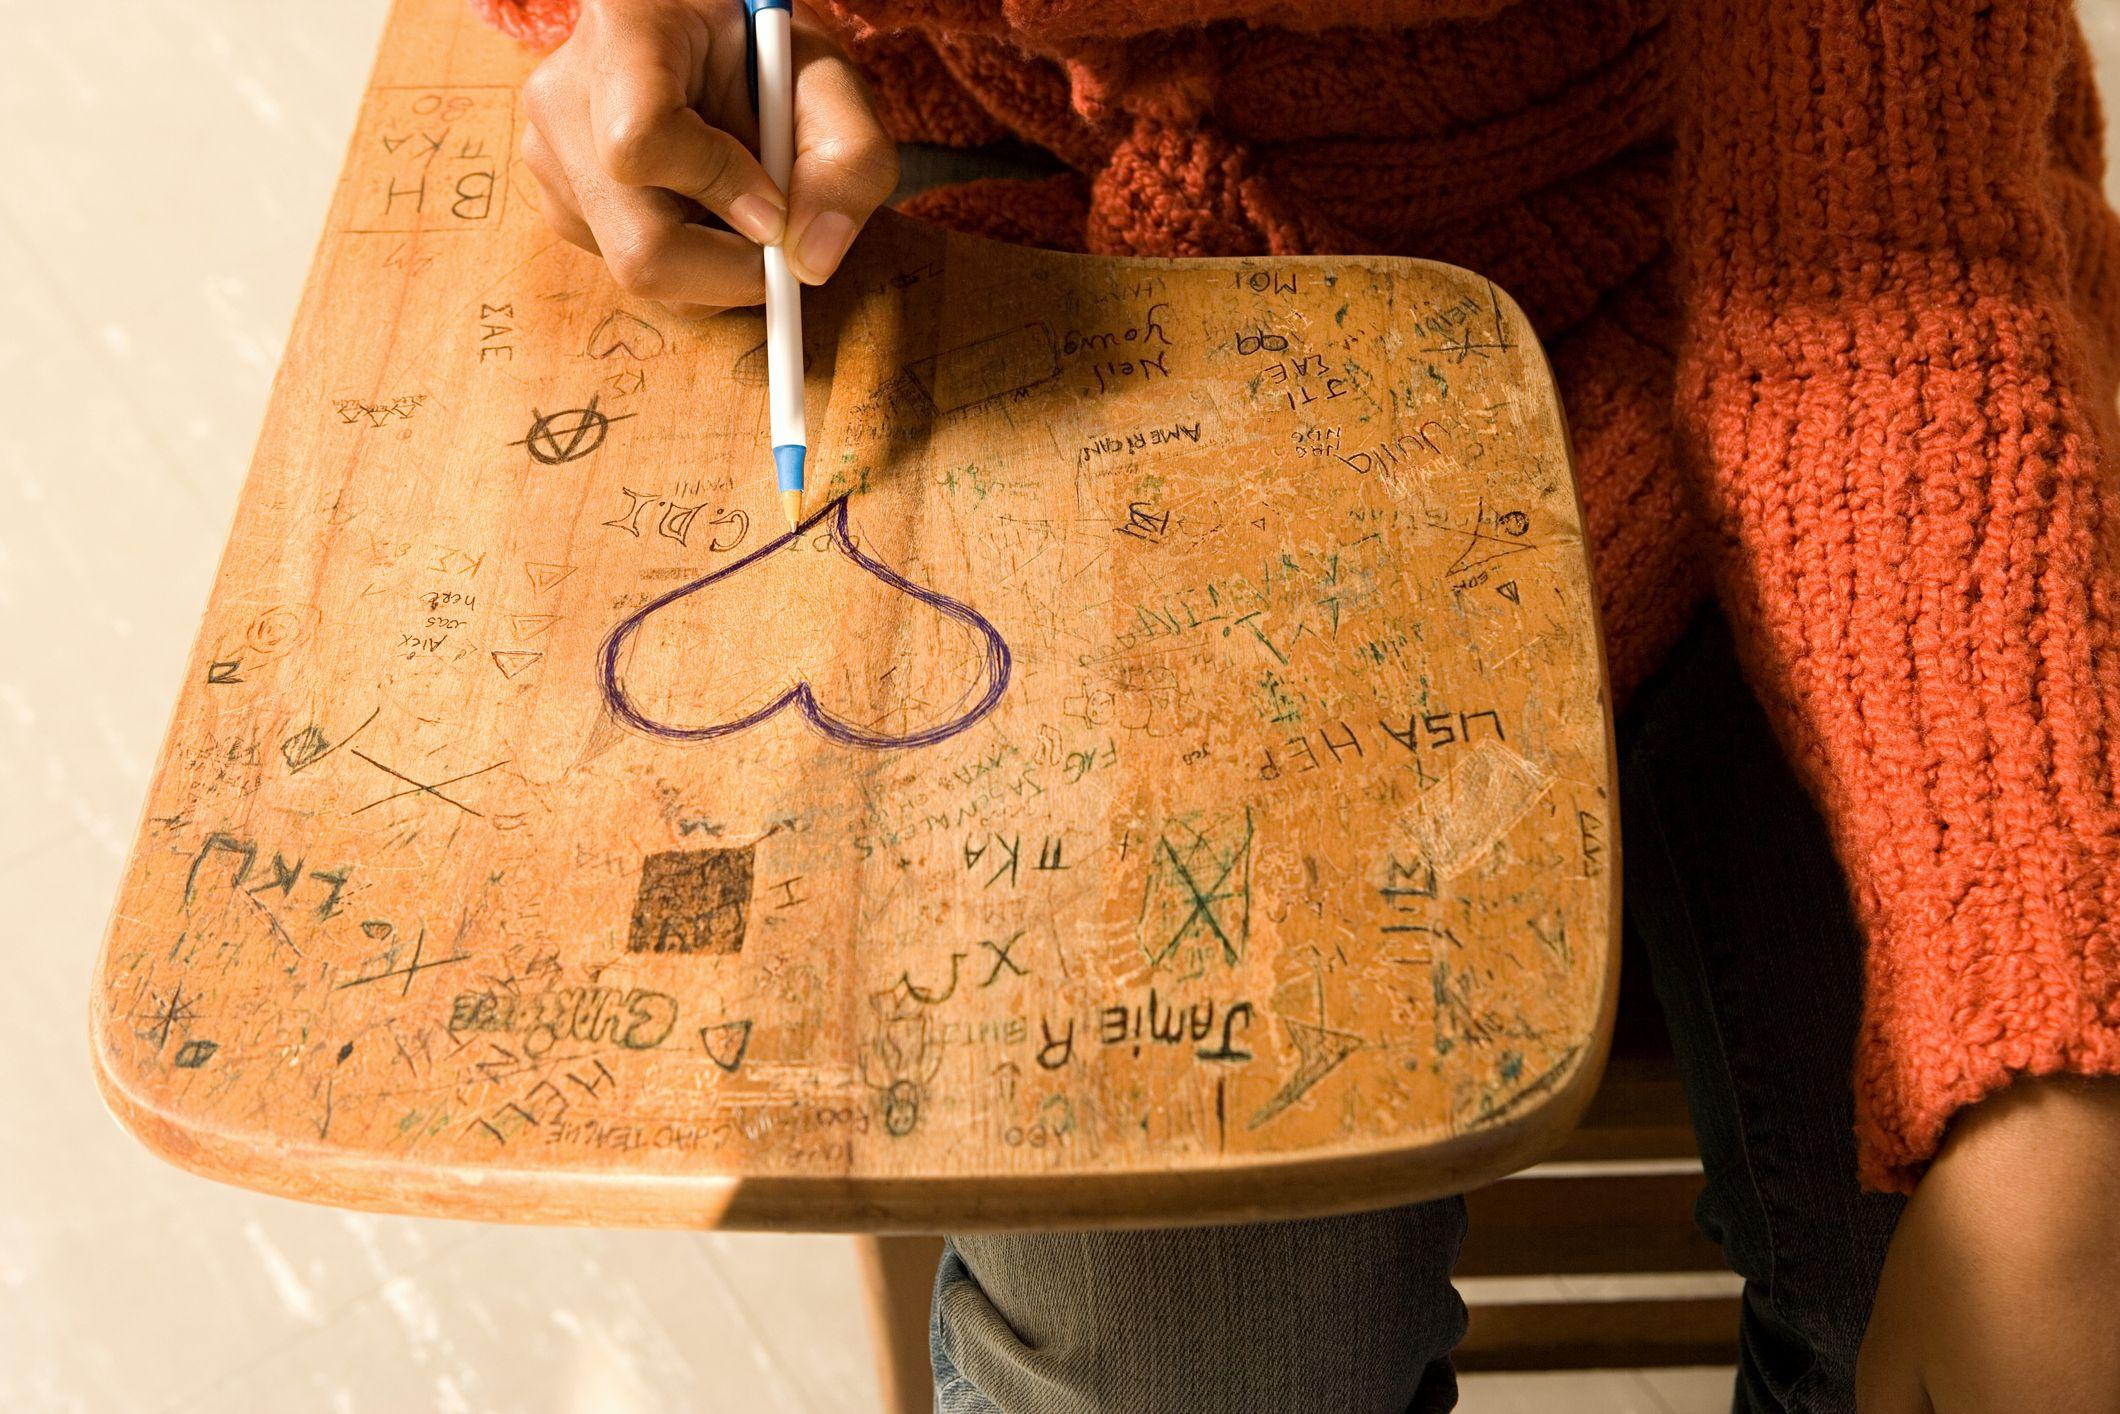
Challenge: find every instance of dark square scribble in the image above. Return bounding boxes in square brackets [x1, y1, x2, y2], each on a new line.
[628, 846, 754, 955]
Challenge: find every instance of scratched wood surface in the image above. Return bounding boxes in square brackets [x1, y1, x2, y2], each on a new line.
[90, 0, 1617, 1231]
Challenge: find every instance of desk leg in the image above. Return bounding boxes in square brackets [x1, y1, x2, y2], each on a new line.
[855, 1235, 946, 1414]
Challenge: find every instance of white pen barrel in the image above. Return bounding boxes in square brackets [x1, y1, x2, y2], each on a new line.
[754, 6, 806, 454]
[764, 258, 805, 450]
[755, 6, 794, 187]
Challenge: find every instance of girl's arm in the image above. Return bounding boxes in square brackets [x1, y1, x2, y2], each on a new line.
[1670, 0, 2120, 1402]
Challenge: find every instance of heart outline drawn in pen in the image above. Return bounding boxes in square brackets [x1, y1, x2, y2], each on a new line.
[598, 496, 1012, 749]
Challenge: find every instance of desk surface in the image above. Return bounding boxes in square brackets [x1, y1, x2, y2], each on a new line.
[91, 0, 1616, 1230]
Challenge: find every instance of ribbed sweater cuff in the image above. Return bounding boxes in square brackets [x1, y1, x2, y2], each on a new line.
[1856, 830, 2120, 1190]
[1678, 269, 2120, 1190]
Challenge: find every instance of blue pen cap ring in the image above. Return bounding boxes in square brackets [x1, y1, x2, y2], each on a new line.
[742, 0, 790, 108]
[773, 444, 806, 492]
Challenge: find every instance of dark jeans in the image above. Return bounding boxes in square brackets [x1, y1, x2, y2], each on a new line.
[930, 613, 1909, 1412]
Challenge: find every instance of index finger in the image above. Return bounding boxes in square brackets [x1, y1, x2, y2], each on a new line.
[585, 3, 786, 245]
[782, 21, 900, 284]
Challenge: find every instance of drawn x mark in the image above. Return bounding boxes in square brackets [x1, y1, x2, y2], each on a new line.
[979, 930, 1029, 986]
[334, 927, 468, 995]
[1159, 841, 1245, 965]
[350, 750, 509, 817]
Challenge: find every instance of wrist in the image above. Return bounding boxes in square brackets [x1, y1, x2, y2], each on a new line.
[1926, 1073, 2120, 1192]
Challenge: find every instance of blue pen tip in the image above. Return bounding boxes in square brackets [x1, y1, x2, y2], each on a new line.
[773, 444, 806, 492]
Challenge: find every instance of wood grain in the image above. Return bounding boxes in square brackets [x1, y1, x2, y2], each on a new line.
[90, 0, 1617, 1230]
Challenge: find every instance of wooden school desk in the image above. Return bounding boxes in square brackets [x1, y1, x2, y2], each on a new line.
[90, 0, 1620, 1376]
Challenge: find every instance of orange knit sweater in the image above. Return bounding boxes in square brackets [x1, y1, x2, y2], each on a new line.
[476, 0, 2120, 1191]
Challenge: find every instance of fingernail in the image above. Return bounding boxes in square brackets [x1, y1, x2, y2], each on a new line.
[793, 212, 856, 284]
[729, 192, 786, 246]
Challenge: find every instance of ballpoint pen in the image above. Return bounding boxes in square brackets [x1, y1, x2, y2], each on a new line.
[747, 0, 806, 528]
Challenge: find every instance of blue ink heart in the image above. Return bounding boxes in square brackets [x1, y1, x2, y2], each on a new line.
[598, 495, 1011, 749]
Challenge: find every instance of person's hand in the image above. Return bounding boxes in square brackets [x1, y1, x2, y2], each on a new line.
[1857, 1075, 2120, 1412]
[520, 0, 897, 317]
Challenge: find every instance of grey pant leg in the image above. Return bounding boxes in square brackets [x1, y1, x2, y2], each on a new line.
[1619, 614, 1905, 1412]
[931, 1202, 1468, 1414]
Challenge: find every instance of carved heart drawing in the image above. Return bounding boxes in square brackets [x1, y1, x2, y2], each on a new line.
[585, 309, 665, 360]
[598, 496, 1011, 749]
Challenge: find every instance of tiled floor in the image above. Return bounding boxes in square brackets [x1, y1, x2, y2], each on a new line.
[11, 3, 2120, 1410]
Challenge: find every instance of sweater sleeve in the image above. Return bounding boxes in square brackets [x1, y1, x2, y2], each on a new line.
[467, 0, 576, 47]
[1670, 0, 2120, 1190]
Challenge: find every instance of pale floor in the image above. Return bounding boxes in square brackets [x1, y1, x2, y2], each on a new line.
[9, 3, 2120, 1412]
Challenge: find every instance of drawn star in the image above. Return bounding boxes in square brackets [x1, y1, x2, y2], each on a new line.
[135, 982, 198, 1050]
